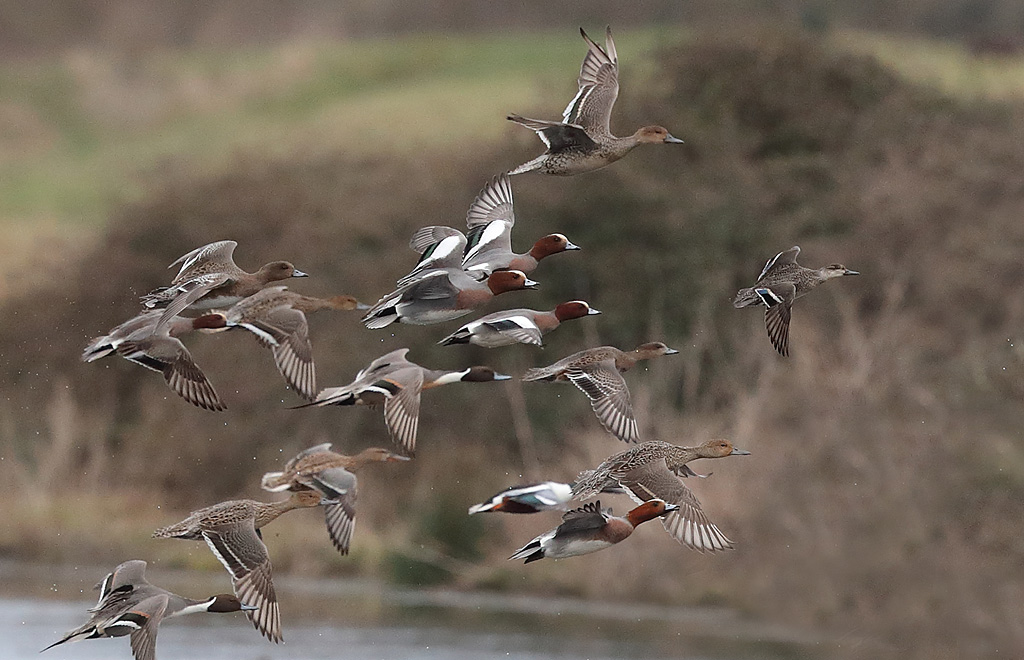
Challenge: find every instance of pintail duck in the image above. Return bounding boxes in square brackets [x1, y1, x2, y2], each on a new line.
[152, 490, 330, 643]
[438, 301, 600, 348]
[508, 27, 683, 176]
[140, 240, 308, 324]
[402, 175, 580, 284]
[362, 269, 537, 329]
[43, 559, 254, 660]
[84, 310, 229, 411]
[572, 440, 750, 553]
[468, 481, 625, 515]
[297, 348, 510, 456]
[261, 444, 410, 555]
[509, 499, 678, 563]
[222, 286, 368, 401]
[733, 246, 860, 357]
[522, 342, 679, 443]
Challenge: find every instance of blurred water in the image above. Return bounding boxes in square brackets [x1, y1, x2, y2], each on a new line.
[1, 562, 829, 660]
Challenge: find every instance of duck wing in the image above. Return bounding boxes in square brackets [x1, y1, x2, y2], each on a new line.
[202, 519, 281, 643]
[241, 305, 316, 400]
[168, 240, 238, 283]
[465, 174, 515, 230]
[758, 283, 796, 357]
[757, 245, 800, 280]
[564, 359, 639, 443]
[117, 337, 227, 412]
[563, 27, 619, 136]
[621, 462, 733, 553]
[381, 365, 424, 456]
[315, 468, 358, 555]
[507, 114, 597, 151]
[127, 594, 169, 660]
[402, 227, 467, 284]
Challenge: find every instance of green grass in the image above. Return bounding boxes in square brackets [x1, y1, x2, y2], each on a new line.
[1, 25, 1023, 275]
[0, 27, 680, 232]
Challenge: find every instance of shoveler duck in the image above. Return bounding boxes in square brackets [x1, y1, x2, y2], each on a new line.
[296, 348, 510, 455]
[84, 310, 229, 411]
[222, 286, 368, 401]
[508, 27, 683, 176]
[140, 240, 307, 324]
[438, 301, 600, 348]
[403, 175, 580, 284]
[522, 342, 679, 443]
[468, 481, 625, 514]
[43, 559, 254, 660]
[152, 490, 331, 643]
[261, 444, 410, 555]
[509, 499, 678, 563]
[572, 440, 750, 553]
[362, 269, 537, 329]
[734, 246, 860, 357]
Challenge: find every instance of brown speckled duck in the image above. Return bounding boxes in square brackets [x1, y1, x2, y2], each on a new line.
[152, 491, 329, 643]
[521, 342, 679, 443]
[508, 27, 683, 176]
[261, 444, 410, 555]
[734, 246, 860, 356]
[572, 440, 750, 553]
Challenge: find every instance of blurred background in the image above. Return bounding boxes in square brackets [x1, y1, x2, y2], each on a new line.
[1, 1, 1023, 659]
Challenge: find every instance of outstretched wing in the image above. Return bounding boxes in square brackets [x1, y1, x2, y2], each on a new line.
[563, 27, 619, 135]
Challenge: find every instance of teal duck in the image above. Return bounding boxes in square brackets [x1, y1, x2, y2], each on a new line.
[734, 246, 860, 356]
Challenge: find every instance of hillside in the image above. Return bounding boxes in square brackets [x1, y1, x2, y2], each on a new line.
[1, 28, 1023, 660]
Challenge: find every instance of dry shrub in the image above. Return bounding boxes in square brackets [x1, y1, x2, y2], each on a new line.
[1, 29, 1023, 660]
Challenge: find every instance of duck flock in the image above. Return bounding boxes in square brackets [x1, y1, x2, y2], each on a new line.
[54, 27, 860, 660]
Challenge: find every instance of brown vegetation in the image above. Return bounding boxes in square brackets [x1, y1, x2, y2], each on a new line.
[1, 29, 1023, 660]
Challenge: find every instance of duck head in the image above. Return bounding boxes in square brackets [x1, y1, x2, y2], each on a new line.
[486, 270, 539, 295]
[258, 261, 308, 283]
[529, 234, 581, 260]
[554, 300, 601, 322]
[635, 125, 684, 144]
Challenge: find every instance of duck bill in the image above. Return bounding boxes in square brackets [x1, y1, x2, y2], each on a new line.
[664, 347, 680, 355]
[355, 302, 371, 310]
[240, 603, 260, 611]
[564, 241, 582, 251]
[292, 269, 310, 278]
[387, 454, 413, 462]
[663, 134, 685, 144]
[662, 503, 681, 513]
[843, 269, 860, 276]
[523, 278, 540, 289]
[586, 307, 602, 315]
[319, 497, 342, 505]
[493, 372, 513, 381]
[730, 448, 752, 456]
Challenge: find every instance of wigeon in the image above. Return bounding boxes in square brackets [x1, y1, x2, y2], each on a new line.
[734, 246, 860, 356]
[261, 444, 410, 555]
[362, 269, 537, 329]
[140, 240, 308, 323]
[572, 440, 751, 553]
[509, 499, 678, 563]
[438, 301, 600, 348]
[521, 342, 679, 443]
[508, 27, 683, 176]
